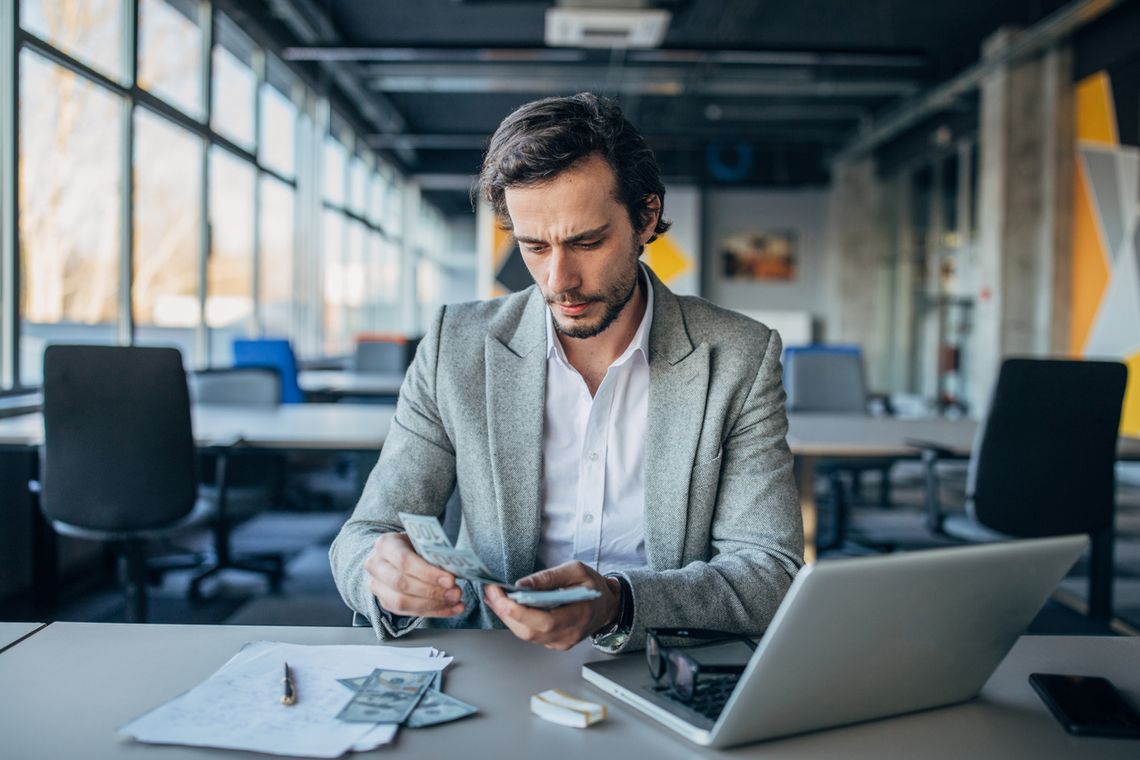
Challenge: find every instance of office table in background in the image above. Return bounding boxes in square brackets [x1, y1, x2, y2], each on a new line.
[298, 370, 405, 401]
[0, 624, 1135, 759]
[0, 403, 396, 452]
[0, 622, 44, 652]
[786, 414, 1140, 562]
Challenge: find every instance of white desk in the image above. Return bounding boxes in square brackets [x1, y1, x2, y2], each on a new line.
[0, 625, 1135, 759]
[0, 622, 44, 652]
[298, 370, 405, 399]
[0, 403, 395, 452]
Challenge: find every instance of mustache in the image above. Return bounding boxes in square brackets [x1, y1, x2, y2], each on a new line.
[546, 291, 603, 306]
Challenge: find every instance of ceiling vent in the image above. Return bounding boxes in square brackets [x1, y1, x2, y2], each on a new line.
[545, 7, 672, 49]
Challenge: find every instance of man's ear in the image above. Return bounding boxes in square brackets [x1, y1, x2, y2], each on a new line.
[640, 194, 662, 242]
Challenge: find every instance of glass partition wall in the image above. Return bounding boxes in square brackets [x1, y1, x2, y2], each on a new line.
[883, 138, 978, 415]
[2, 0, 434, 390]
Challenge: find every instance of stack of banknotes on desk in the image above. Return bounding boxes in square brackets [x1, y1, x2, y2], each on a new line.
[336, 668, 477, 728]
[399, 512, 601, 608]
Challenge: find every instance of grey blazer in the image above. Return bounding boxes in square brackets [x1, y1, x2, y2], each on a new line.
[330, 267, 803, 652]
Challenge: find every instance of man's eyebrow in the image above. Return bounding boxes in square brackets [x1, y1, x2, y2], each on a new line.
[515, 224, 610, 245]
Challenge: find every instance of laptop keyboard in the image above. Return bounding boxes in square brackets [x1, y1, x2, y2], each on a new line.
[664, 674, 741, 721]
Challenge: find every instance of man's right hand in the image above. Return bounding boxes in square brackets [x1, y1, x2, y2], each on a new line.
[365, 532, 465, 617]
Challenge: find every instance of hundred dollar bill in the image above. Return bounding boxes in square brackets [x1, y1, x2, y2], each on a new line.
[398, 512, 516, 588]
[339, 670, 442, 693]
[506, 587, 602, 608]
[398, 512, 453, 549]
[405, 689, 479, 728]
[335, 669, 433, 724]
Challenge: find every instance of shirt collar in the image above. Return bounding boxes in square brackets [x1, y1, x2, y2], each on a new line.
[545, 263, 654, 369]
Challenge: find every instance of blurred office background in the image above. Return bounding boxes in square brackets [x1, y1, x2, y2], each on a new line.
[1, 0, 1139, 633]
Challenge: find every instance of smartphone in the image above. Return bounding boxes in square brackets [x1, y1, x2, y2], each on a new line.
[1029, 673, 1140, 738]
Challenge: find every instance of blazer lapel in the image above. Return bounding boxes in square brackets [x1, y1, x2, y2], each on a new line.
[644, 272, 710, 570]
[485, 289, 548, 582]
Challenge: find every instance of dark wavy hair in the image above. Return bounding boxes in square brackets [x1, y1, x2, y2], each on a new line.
[473, 93, 671, 243]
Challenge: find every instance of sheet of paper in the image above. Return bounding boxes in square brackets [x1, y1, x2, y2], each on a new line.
[120, 641, 450, 758]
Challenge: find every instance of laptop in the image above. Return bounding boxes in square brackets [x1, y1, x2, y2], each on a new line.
[582, 535, 1087, 748]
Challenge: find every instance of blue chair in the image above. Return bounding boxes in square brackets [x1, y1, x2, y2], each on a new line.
[232, 338, 304, 404]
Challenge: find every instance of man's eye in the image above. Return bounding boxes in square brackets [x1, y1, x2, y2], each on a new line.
[578, 241, 600, 249]
[524, 245, 547, 254]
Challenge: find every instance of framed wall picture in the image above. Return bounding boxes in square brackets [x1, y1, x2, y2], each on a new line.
[720, 229, 798, 282]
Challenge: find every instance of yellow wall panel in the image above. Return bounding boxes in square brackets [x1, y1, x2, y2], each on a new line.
[1069, 162, 1112, 354]
[1075, 71, 1119, 146]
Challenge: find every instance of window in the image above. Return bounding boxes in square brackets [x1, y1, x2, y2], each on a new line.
[259, 57, 295, 179]
[20, 0, 125, 82]
[138, 0, 204, 119]
[211, 13, 256, 151]
[18, 50, 123, 385]
[348, 155, 367, 217]
[323, 135, 346, 206]
[321, 208, 345, 355]
[133, 106, 203, 365]
[259, 174, 294, 338]
[207, 145, 255, 365]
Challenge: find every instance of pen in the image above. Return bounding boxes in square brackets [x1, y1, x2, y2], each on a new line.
[282, 662, 297, 706]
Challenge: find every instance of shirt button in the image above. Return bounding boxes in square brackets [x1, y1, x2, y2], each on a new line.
[589, 451, 599, 462]
[584, 513, 595, 524]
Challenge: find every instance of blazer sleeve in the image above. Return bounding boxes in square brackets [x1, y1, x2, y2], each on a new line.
[604, 328, 804, 653]
[328, 305, 465, 639]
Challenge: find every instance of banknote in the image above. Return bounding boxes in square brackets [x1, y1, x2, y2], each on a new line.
[398, 512, 516, 588]
[404, 689, 479, 728]
[399, 512, 453, 549]
[335, 669, 433, 724]
[339, 670, 442, 693]
[506, 587, 602, 608]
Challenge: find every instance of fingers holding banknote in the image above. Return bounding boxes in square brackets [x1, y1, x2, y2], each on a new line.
[365, 533, 466, 617]
[484, 561, 621, 650]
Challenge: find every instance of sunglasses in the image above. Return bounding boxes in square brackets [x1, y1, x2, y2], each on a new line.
[645, 627, 758, 703]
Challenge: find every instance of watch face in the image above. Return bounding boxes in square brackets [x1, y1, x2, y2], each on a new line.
[593, 630, 630, 651]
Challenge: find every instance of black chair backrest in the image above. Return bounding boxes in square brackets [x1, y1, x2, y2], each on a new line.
[42, 345, 198, 532]
[969, 358, 1126, 537]
[785, 350, 867, 414]
[189, 367, 281, 407]
[353, 340, 409, 373]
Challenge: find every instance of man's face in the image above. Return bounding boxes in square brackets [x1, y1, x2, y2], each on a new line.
[505, 155, 654, 340]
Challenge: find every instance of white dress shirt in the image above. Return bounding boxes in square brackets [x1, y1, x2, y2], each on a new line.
[536, 270, 653, 576]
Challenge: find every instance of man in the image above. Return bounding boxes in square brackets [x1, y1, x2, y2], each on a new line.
[330, 93, 802, 653]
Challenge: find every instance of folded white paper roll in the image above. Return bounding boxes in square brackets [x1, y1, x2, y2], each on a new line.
[530, 689, 607, 728]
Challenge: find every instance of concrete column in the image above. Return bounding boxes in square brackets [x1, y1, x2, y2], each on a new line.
[824, 156, 893, 391]
[971, 28, 1074, 411]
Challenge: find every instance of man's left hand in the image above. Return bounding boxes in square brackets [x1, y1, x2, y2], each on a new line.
[484, 561, 620, 651]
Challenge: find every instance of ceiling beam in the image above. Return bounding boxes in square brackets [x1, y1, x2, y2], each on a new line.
[836, 0, 1125, 161]
[282, 46, 928, 69]
[364, 67, 920, 98]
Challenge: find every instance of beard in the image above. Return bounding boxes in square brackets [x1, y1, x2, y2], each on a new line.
[548, 237, 643, 340]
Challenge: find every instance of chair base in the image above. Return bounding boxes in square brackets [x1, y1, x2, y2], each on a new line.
[188, 553, 286, 600]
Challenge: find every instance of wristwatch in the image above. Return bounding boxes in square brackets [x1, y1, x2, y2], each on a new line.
[592, 574, 634, 649]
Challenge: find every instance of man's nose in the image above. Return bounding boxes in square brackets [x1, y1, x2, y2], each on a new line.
[547, 246, 580, 295]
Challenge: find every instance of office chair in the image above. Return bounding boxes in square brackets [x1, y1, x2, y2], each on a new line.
[186, 367, 287, 598]
[784, 345, 895, 550]
[232, 338, 304, 403]
[39, 345, 215, 623]
[918, 358, 1127, 622]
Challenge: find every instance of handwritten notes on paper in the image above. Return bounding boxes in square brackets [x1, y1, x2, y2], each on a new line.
[119, 641, 450, 758]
